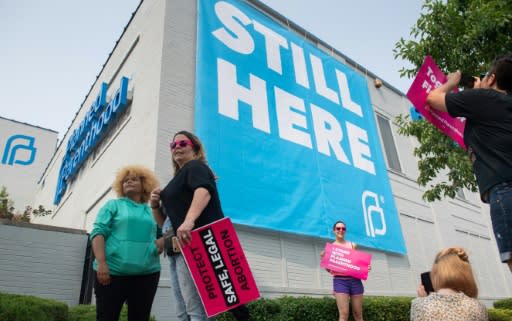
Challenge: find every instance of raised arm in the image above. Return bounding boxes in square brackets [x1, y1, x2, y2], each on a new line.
[426, 71, 461, 113]
[150, 187, 165, 227]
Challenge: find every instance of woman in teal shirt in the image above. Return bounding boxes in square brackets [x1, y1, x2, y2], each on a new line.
[90, 164, 161, 321]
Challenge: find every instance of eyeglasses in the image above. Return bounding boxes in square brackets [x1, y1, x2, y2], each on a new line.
[170, 139, 194, 150]
[335, 226, 346, 231]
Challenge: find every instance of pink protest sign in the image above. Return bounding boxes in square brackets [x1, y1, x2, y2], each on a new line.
[406, 55, 466, 149]
[320, 243, 372, 280]
[181, 217, 260, 317]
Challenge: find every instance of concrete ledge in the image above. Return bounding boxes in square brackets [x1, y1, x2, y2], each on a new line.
[0, 219, 87, 235]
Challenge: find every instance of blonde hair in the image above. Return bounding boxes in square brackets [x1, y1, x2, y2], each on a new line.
[431, 247, 478, 298]
[111, 165, 159, 203]
[171, 130, 207, 175]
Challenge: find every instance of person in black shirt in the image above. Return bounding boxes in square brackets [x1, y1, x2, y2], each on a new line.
[150, 130, 250, 321]
[427, 53, 512, 272]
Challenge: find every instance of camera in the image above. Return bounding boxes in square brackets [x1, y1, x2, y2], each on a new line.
[460, 72, 487, 89]
[459, 72, 477, 89]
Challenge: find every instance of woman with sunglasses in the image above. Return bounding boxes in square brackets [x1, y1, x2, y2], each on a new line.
[322, 221, 365, 321]
[150, 130, 250, 321]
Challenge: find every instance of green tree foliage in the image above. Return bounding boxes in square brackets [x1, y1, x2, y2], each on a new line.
[0, 186, 52, 222]
[393, 0, 512, 201]
[0, 186, 15, 220]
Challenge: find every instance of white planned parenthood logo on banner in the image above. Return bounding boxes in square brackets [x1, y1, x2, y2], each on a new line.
[361, 190, 387, 238]
[194, 0, 406, 254]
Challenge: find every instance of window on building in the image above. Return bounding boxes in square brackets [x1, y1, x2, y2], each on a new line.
[376, 113, 402, 172]
[455, 188, 466, 200]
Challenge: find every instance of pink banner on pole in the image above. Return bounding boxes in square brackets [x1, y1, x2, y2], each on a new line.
[181, 217, 260, 317]
[320, 243, 372, 280]
[406, 55, 466, 149]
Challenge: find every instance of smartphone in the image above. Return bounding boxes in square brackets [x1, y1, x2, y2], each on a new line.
[421, 271, 434, 294]
[172, 236, 181, 253]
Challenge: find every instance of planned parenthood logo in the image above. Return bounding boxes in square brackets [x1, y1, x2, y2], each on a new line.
[361, 190, 387, 238]
[1, 134, 37, 166]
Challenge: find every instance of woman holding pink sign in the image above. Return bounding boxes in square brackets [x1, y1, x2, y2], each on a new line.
[321, 220, 365, 321]
[150, 130, 250, 321]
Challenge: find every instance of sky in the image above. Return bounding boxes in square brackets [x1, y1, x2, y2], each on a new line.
[0, 0, 424, 140]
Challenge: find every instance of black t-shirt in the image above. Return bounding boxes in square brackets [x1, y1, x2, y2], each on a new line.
[160, 160, 224, 234]
[446, 89, 512, 199]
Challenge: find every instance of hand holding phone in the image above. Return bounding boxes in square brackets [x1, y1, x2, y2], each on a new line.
[421, 271, 434, 295]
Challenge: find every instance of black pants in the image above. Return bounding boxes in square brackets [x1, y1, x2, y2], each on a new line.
[94, 272, 160, 321]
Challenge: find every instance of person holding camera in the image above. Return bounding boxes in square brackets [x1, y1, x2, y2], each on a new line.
[427, 53, 512, 272]
[411, 247, 488, 321]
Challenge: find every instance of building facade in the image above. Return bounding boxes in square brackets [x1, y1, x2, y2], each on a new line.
[32, 0, 511, 319]
[0, 116, 57, 210]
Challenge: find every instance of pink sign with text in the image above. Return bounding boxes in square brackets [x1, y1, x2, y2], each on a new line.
[181, 217, 260, 317]
[406, 55, 466, 149]
[320, 243, 372, 280]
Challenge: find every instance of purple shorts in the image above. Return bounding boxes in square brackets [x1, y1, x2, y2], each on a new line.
[333, 276, 364, 296]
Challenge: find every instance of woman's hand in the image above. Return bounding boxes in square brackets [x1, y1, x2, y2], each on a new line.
[177, 219, 195, 247]
[149, 188, 161, 209]
[177, 187, 210, 247]
[417, 284, 428, 297]
[320, 250, 325, 258]
[155, 237, 165, 254]
[96, 261, 111, 286]
[446, 70, 462, 86]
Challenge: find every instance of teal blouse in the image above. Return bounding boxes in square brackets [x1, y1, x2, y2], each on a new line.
[90, 197, 161, 275]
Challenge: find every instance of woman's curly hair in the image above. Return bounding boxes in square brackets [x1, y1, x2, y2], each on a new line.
[111, 165, 159, 203]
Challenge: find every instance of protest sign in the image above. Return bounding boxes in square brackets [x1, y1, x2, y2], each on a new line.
[406, 55, 466, 149]
[320, 243, 372, 280]
[181, 217, 260, 317]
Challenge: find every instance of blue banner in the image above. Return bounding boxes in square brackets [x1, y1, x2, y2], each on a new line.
[195, 0, 406, 254]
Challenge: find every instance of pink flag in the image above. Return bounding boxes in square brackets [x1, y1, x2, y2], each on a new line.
[181, 217, 260, 317]
[406, 55, 466, 149]
[320, 243, 372, 280]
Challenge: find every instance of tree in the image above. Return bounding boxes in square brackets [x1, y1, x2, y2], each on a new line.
[393, 0, 512, 201]
[0, 186, 15, 220]
[0, 186, 52, 222]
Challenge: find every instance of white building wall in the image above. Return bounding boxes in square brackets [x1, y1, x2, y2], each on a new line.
[154, 0, 198, 186]
[31, 0, 512, 320]
[0, 220, 88, 306]
[0, 117, 57, 210]
[33, 0, 167, 230]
